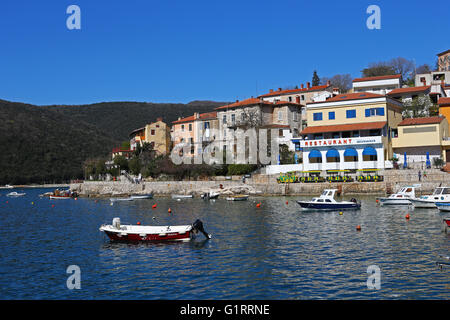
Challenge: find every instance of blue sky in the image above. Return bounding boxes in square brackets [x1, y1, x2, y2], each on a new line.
[0, 0, 448, 105]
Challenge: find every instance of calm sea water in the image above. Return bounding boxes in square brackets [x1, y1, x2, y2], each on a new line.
[0, 187, 449, 300]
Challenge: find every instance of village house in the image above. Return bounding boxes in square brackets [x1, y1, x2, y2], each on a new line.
[171, 112, 219, 158]
[352, 74, 402, 95]
[299, 92, 403, 172]
[215, 97, 304, 161]
[392, 116, 449, 168]
[129, 118, 171, 155]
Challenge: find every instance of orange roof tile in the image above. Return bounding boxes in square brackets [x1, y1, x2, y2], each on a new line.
[258, 85, 330, 98]
[353, 74, 401, 82]
[172, 111, 218, 124]
[300, 121, 387, 135]
[398, 116, 445, 126]
[387, 86, 430, 96]
[215, 97, 302, 110]
[438, 97, 450, 106]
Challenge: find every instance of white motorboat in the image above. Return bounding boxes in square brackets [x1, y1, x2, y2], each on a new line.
[376, 186, 417, 205]
[201, 191, 220, 199]
[130, 193, 153, 199]
[110, 197, 133, 202]
[6, 191, 26, 197]
[0, 184, 14, 189]
[171, 194, 193, 199]
[297, 189, 361, 211]
[410, 187, 450, 208]
[226, 195, 249, 201]
[99, 218, 211, 242]
[436, 202, 450, 212]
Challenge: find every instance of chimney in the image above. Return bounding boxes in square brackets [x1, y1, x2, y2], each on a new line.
[194, 112, 199, 119]
[333, 88, 340, 95]
[157, 117, 163, 122]
[301, 84, 304, 89]
[278, 88, 282, 91]
[236, 99, 239, 103]
[307, 82, 310, 89]
[327, 80, 331, 86]
[178, 117, 181, 121]
[269, 89, 273, 93]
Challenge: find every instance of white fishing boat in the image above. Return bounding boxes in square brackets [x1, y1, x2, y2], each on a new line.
[0, 184, 14, 189]
[226, 195, 249, 201]
[171, 194, 193, 199]
[6, 191, 26, 197]
[376, 186, 417, 205]
[410, 187, 450, 208]
[110, 197, 133, 202]
[297, 189, 361, 211]
[436, 202, 450, 212]
[130, 193, 153, 199]
[99, 218, 211, 242]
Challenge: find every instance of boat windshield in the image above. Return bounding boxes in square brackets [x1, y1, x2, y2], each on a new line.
[442, 188, 450, 195]
[433, 188, 443, 195]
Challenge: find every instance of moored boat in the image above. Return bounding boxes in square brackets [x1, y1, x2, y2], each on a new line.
[110, 197, 133, 202]
[376, 186, 417, 205]
[442, 218, 450, 233]
[6, 191, 26, 197]
[99, 218, 211, 242]
[49, 195, 72, 199]
[410, 186, 450, 208]
[297, 189, 360, 211]
[226, 195, 249, 201]
[436, 202, 450, 212]
[171, 194, 193, 199]
[130, 193, 154, 199]
[0, 184, 14, 189]
[201, 191, 220, 199]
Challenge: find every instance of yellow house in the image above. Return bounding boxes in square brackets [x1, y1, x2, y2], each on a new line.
[392, 116, 449, 166]
[130, 118, 171, 155]
[300, 92, 403, 171]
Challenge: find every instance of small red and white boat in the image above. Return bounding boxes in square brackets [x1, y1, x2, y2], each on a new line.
[443, 218, 450, 233]
[99, 218, 211, 242]
[49, 195, 72, 199]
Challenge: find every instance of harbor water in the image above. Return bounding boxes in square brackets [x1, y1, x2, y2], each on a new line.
[0, 188, 449, 299]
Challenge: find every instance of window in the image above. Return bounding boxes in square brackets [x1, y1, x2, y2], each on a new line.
[332, 132, 340, 139]
[365, 108, 385, 117]
[278, 111, 283, 121]
[313, 112, 323, 121]
[231, 114, 235, 124]
[204, 122, 210, 129]
[328, 111, 335, 120]
[151, 129, 155, 135]
[181, 124, 185, 131]
[293, 112, 298, 121]
[288, 96, 292, 102]
[223, 115, 227, 124]
[279, 129, 284, 137]
[346, 110, 356, 118]
[189, 124, 192, 131]
[301, 95, 305, 101]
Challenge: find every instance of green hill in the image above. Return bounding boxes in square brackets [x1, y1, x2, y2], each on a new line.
[0, 99, 227, 184]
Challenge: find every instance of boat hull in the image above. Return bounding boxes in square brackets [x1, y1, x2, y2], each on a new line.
[130, 194, 153, 199]
[436, 203, 450, 212]
[171, 195, 193, 199]
[297, 201, 360, 211]
[410, 199, 438, 208]
[226, 196, 249, 201]
[49, 196, 72, 200]
[377, 198, 411, 205]
[102, 229, 192, 242]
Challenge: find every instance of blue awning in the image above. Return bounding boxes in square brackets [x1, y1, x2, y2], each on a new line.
[362, 147, 377, 156]
[326, 149, 339, 158]
[308, 150, 322, 158]
[344, 148, 358, 157]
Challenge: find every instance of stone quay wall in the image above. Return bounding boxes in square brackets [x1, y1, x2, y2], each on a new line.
[70, 168, 450, 198]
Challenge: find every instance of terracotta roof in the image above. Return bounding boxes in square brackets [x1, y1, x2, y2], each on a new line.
[398, 116, 445, 126]
[300, 121, 387, 135]
[129, 127, 145, 137]
[172, 111, 218, 124]
[307, 92, 385, 104]
[437, 49, 450, 56]
[258, 85, 330, 98]
[438, 97, 450, 106]
[387, 86, 431, 96]
[353, 74, 401, 83]
[215, 97, 302, 110]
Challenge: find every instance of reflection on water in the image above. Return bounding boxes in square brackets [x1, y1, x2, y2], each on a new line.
[0, 188, 449, 299]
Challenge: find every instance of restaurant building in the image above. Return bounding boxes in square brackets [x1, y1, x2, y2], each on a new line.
[299, 92, 403, 172]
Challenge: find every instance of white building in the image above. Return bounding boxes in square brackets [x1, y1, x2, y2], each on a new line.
[352, 74, 402, 95]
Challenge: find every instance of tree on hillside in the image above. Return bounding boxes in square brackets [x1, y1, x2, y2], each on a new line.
[361, 62, 396, 77]
[312, 70, 320, 86]
[320, 74, 353, 93]
[361, 57, 415, 84]
[416, 64, 431, 74]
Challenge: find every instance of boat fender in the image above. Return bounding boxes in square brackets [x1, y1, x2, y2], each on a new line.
[350, 198, 357, 203]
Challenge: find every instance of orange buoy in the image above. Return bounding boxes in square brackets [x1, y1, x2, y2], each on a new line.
[52, 204, 55, 208]
[405, 213, 410, 220]
[137, 221, 141, 225]
[168, 208, 172, 213]
[356, 225, 361, 231]
[74, 197, 78, 200]
[256, 202, 261, 208]
[285, 201, 288, 205]
[152, 204, 157, 209]
[6, 201, 8, 204]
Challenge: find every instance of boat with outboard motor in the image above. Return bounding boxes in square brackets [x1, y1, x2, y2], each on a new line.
[99, 218, 211, 242]
[171, 194, 193, 199]
[201, 191, 220, 199]
[376, 185, 418, 205]
[296, 189, 360, 211]
[410, 186, 450, 208]
[226, 195, 249, 201]
[130, 193, 154, 200]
